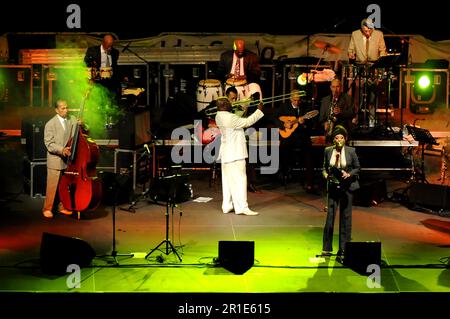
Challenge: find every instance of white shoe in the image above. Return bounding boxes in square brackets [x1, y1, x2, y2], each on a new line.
[223, 208, 234, 214]
[236, 210, 259, 216]
[43, 210, 53, 218]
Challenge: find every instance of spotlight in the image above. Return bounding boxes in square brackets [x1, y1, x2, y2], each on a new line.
[418, 74, 431, 89]
[297, 73, 308, 86]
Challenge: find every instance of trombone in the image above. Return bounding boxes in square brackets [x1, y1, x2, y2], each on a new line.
[203, 92, 305, 117]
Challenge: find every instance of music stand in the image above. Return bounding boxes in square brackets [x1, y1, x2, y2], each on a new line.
[406, 125, 438, 183]
[145, 173, 184, 262]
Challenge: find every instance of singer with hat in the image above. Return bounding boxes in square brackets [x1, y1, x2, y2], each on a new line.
[320, 125, 360, 262]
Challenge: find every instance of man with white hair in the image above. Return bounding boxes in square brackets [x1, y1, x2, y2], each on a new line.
[347, 18, 386, 127]
[348, 18, 386, 63]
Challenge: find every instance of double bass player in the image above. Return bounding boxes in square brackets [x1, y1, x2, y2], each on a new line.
[42, 99, 78, 218]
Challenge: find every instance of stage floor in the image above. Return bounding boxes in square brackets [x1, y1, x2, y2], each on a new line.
[1, 172, 449, 293]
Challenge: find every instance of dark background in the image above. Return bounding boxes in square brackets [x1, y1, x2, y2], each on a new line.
[0, 0, 448, 41]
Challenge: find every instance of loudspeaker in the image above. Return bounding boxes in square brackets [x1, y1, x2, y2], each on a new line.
[21, 117, 48, 161]
[40, 232, 96, 276]
[218, 241, 254, 274]
[100, 171, 133, 205]
[344, 241, 381, 275]
[353, 179, 387, 207]
[408, 182, 450, 210]
[118, 109, 151, 149]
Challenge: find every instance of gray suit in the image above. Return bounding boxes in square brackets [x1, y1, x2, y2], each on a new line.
[42, 114, 77, 212]
[44, 115, 77, 169]
[322, 145, 360, 254]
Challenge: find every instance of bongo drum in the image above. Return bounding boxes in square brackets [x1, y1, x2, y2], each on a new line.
[100, 67, 113, 79]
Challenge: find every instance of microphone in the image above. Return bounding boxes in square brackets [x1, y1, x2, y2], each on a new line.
[122, 42, 131, 53]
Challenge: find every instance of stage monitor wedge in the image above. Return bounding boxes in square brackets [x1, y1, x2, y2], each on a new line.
[40, 232, 96, 276]
[218, 241, 254, 275]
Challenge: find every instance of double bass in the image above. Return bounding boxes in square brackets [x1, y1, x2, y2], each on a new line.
[58, 87, 102, 216]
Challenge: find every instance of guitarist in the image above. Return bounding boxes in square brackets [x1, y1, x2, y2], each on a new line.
[275, 90, 315, 191]
[321, 125, 360, 262]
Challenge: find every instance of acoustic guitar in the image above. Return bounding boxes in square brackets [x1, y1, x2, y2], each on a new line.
[279, 110, 319, 139]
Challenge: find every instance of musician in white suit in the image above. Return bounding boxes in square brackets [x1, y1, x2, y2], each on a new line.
[215, 97, 264, 216]
[42, 99, 77, 218]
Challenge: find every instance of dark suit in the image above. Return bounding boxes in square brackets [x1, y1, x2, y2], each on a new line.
[274, 102, 314, 187]
[319, 93, 354, 137]
[84, 45, 120, 98]
[84, 45, 119, 72]
[217, 50, 261, 84]
[322, 145, 360, 254]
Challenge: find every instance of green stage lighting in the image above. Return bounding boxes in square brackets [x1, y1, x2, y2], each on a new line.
[418, 75, 431, 89]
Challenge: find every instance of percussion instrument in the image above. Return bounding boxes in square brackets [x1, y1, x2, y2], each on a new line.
[225, 81, 262, 103]
[313, 41, 342, 54]
[86, 67, 99, 80]
[100, 66, 113, 79]
[196, 79, 223, 112]
[226, 77, 247, 86]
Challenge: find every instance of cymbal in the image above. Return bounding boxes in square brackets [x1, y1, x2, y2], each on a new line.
[313, 41, 342, 54]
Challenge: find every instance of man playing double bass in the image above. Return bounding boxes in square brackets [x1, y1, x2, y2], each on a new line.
[42, 99, 78, 218]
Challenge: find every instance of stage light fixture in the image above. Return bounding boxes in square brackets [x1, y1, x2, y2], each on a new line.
[297, 73, 308, 86]
[418, 74, 431, 89]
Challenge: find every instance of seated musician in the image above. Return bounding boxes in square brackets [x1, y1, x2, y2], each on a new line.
[84, 33, 121, 102]
[274, 90, 316, 191]
[217, 39, 261, 85]
[217, 39, 262, 104]
[319, 78, 355, 142]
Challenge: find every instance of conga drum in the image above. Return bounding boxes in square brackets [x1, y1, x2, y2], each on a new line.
[196, 79, 223, 112]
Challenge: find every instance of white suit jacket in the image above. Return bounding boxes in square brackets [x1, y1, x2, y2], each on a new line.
[215, 109, 264, 164]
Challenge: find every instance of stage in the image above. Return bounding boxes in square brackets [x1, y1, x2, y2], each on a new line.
[1, 165, 450, 313]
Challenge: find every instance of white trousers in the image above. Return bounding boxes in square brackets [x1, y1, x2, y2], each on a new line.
[221, 159, 248, 214]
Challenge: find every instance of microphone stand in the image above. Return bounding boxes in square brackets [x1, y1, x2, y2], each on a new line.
[119, 144, 153, 213]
